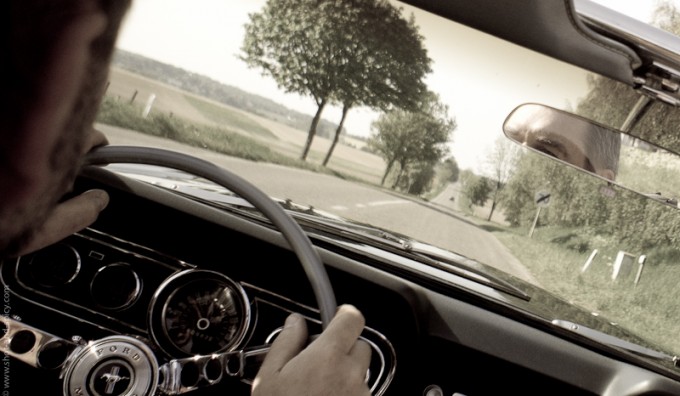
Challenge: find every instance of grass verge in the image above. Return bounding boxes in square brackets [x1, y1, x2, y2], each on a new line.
[491, 224, 680, 354]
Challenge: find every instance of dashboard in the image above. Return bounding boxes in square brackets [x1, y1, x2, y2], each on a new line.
[2, 165, 680, 395]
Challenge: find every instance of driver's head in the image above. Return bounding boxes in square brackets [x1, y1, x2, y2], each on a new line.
[1, 0, 131, 255]
[505, 104, 620, 181]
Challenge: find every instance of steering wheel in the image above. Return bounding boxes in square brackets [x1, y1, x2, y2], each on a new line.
[0, 146, 337, 395]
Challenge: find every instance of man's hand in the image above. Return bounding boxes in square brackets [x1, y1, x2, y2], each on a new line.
[12, 129, 110, 257]
[13, 189, 109, 257]
[252, 304, 372, 396]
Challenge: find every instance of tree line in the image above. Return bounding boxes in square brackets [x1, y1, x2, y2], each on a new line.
[241, 0, 457, 194]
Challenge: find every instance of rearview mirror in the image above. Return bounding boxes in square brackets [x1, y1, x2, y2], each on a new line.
[503, 103, 680, 207]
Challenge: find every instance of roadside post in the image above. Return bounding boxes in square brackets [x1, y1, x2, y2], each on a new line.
[529, 191, 550, 238]
[581, 249, 598, 273]
[612, 251, 636, 281]
[142, 93, 156, 118]
[634, 255, 647, 286]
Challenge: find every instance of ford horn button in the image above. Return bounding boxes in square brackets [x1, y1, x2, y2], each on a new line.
[61, 336, 159, 396]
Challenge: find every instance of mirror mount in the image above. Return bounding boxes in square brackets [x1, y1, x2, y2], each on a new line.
[620, 95, 653, 133]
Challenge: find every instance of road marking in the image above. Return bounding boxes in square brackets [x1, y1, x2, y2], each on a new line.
[366, 200, 408, 207]
[331, 200, 408, 211]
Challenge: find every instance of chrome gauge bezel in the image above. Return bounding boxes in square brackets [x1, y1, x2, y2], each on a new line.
[23, 242, 82, 288]
[148, 269, 251, 357]
[89, 262, 142, 310]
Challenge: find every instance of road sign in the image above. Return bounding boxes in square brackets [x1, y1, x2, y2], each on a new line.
[535, 191, 551, 207]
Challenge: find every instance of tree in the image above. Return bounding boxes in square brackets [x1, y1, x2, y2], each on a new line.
[461, 173, 492, 209]
[484, 137, 520, 221]
[429, 156, 459, 193]
[411, 166, 436, 194]
[441, 157, 460, 184]
[322, 5, 431, 166]
[653, 0, 680, 34]
[501, 149, 613, 229]
[241, 0, 343, 160]
[241, 0, 431, 163]
[368, 93, 455, 188]
[401, 160, 436, 195]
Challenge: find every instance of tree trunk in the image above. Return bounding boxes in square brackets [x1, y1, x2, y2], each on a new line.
[301, 98, 327, 161]
[392, 162, 407, 189]
[487, 181, 502, 221]
[322, 105, 350, 166]
[381, 159, 395, 186]
[487, 200, 497, 221]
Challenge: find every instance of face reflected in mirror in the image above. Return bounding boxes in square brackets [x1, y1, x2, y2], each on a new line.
[503, 103, 620, 181]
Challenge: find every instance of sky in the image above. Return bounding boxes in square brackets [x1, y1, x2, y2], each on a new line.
[115, 0, 673, 172]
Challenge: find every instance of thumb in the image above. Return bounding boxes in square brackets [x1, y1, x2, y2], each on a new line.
[257, 313, 308, 376]
[14, 189, 109, 257]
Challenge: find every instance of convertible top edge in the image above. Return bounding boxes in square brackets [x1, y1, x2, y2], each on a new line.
[401, 0, 639, 85]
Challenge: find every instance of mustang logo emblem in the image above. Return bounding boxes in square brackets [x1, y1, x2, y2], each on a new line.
[100, 366, 130, 395]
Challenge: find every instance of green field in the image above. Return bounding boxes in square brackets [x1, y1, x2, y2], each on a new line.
[104, 67, 386, 184]
[183, 95, 276, 139]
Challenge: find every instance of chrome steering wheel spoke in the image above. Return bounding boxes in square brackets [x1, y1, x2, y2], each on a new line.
[157, 344, 271, 394]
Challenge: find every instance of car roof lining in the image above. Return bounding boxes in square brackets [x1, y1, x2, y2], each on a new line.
[399, 0, 641, 86]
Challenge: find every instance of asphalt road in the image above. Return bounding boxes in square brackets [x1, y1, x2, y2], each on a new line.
[98, 124, 537, 285]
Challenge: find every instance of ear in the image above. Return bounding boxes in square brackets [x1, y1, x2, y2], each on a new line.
[3, 10, 107, 204]
[597, 168, 616, 182]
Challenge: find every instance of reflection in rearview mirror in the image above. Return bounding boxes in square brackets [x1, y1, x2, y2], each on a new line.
[503, 103, 680, 207]
[503, 103, 620, 181]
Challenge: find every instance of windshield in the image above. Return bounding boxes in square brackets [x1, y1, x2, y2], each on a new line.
[98, 0, 680, 358]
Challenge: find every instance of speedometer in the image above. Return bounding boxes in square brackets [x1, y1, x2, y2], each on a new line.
[149, 270, 250, 356]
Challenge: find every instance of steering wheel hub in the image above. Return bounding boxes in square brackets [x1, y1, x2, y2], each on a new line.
[61, 336, 158, 396]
